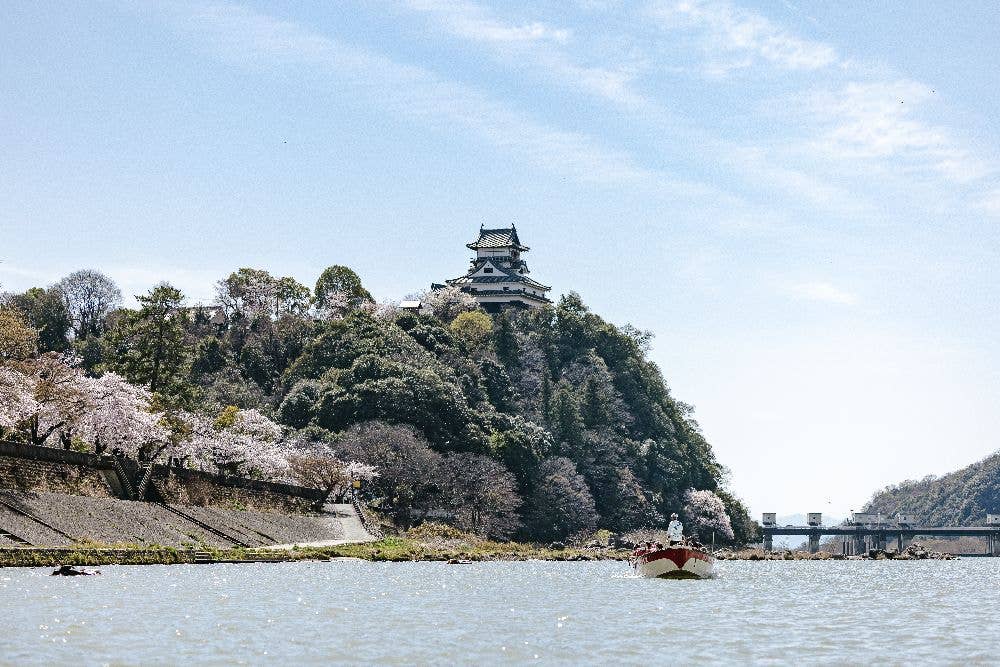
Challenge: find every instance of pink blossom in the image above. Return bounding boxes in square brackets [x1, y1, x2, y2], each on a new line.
[682, 488, 735, 541]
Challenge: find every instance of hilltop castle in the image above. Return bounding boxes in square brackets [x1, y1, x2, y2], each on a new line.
[437, 225, 551, 312]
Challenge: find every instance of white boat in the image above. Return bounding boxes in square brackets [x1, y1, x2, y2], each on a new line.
[631, 544, 716, 579]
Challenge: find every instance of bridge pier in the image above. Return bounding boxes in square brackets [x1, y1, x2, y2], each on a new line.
[762, 520, 1000, 555]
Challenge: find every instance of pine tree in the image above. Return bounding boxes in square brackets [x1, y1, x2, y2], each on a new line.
[493, 312, 519, 368]
[581, 376, 607, 428]
[541, 369, 553, 424]
[106, 284, 191, 400]
[553, 388, 584, 454]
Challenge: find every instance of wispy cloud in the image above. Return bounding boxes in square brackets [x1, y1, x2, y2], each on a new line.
[977, 189, 1000, 217]
[394, 0, 649, 109]
[402, 0, 570, 44]
[802, 80, 989, 183]
[641, 0, 994, 207]
[393, 0, 875, 218]
[155, 2, 680, 188]
[647, 0, 838, 75]
[789, 281, 857, 305]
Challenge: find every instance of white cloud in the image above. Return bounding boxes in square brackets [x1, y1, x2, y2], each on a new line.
[156, 2, 681, 188]
[403, 0, 570, 44]
[789, 281, 857, 305]
[725, 146, 864, 211]
[803, 80, 990, 183]
[977, 189, 1000, 217]
[648, 0, 838, 73]
[394, 0, 649, 109]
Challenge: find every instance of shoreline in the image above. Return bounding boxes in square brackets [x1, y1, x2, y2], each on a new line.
[0, 538, 631, 568]
[2, 543, 971, 568]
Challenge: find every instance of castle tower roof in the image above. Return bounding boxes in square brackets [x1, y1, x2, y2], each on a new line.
[466, 225, 528, 251]
[438, 224, 550, 312]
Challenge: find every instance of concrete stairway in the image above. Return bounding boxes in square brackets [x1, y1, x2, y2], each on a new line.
[327, 503, 378, 543]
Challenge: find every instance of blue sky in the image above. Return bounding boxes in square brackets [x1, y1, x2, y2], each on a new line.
[3, 1, 1000, 519]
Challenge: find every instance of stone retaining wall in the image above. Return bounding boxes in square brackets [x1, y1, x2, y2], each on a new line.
[0, 444, 114, 498]
[151, 466, 322, 514]
[0, 442, 325, 514]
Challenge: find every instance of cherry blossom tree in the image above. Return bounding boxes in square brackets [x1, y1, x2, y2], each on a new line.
[0, 354, 173, 457]
[421, 285, 480, 322]
[216, 268, 278, 323]
[178, 406, 289, 479]
[682, 488, 735, 541]
[312, 288, 351, 321]
[0, 365, 37, 437]
[75, 372, 170, 458]
[1, 355, 370, 486]
[1, 353, 89, 447]
[288, 443, 378, 505]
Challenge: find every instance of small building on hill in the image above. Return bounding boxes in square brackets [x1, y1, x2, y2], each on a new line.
[438, 225, 551, 312]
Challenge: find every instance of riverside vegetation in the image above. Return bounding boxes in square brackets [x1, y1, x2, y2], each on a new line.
[0, 266, 756, 549]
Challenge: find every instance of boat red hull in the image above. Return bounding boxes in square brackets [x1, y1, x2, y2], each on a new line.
[632, 546, 715, 579]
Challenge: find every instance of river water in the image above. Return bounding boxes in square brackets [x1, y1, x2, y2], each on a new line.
[2, 559, 999, 665]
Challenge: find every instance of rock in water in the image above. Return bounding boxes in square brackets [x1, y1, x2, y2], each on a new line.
[51, 565, 98, 576]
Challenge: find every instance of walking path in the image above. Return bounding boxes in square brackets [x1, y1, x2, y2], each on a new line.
[264, 503, 377, 550]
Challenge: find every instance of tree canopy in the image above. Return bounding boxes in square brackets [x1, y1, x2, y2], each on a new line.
[0, 268, 754, 544]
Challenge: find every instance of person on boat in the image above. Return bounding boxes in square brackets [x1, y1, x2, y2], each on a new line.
[667, 513, 684, 545]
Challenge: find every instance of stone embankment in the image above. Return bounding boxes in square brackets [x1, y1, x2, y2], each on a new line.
[0, 442, 376, 558]
[0, 490, 344, 549]
[0, 441, 324, 513]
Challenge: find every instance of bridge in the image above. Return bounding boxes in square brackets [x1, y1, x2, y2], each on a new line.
[761, 512, 1000, 555]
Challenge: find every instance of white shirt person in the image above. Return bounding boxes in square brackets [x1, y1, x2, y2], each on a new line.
[667, 515, 683, 544]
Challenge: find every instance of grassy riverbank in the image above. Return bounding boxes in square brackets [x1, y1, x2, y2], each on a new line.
[0, 525, 630, 567]
[0, 541, 628, 568]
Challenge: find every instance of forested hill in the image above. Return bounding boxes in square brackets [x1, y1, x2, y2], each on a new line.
[865, 452, 1000, 525]
[0, 266, 755, 544]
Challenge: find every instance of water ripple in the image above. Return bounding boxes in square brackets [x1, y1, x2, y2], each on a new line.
[2, 560, 999, 664]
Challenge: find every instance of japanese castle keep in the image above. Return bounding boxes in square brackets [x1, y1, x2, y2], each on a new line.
[439, 225, 551, 312]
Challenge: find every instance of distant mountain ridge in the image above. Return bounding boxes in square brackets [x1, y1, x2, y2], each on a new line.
[864, 451, 1000, 525]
